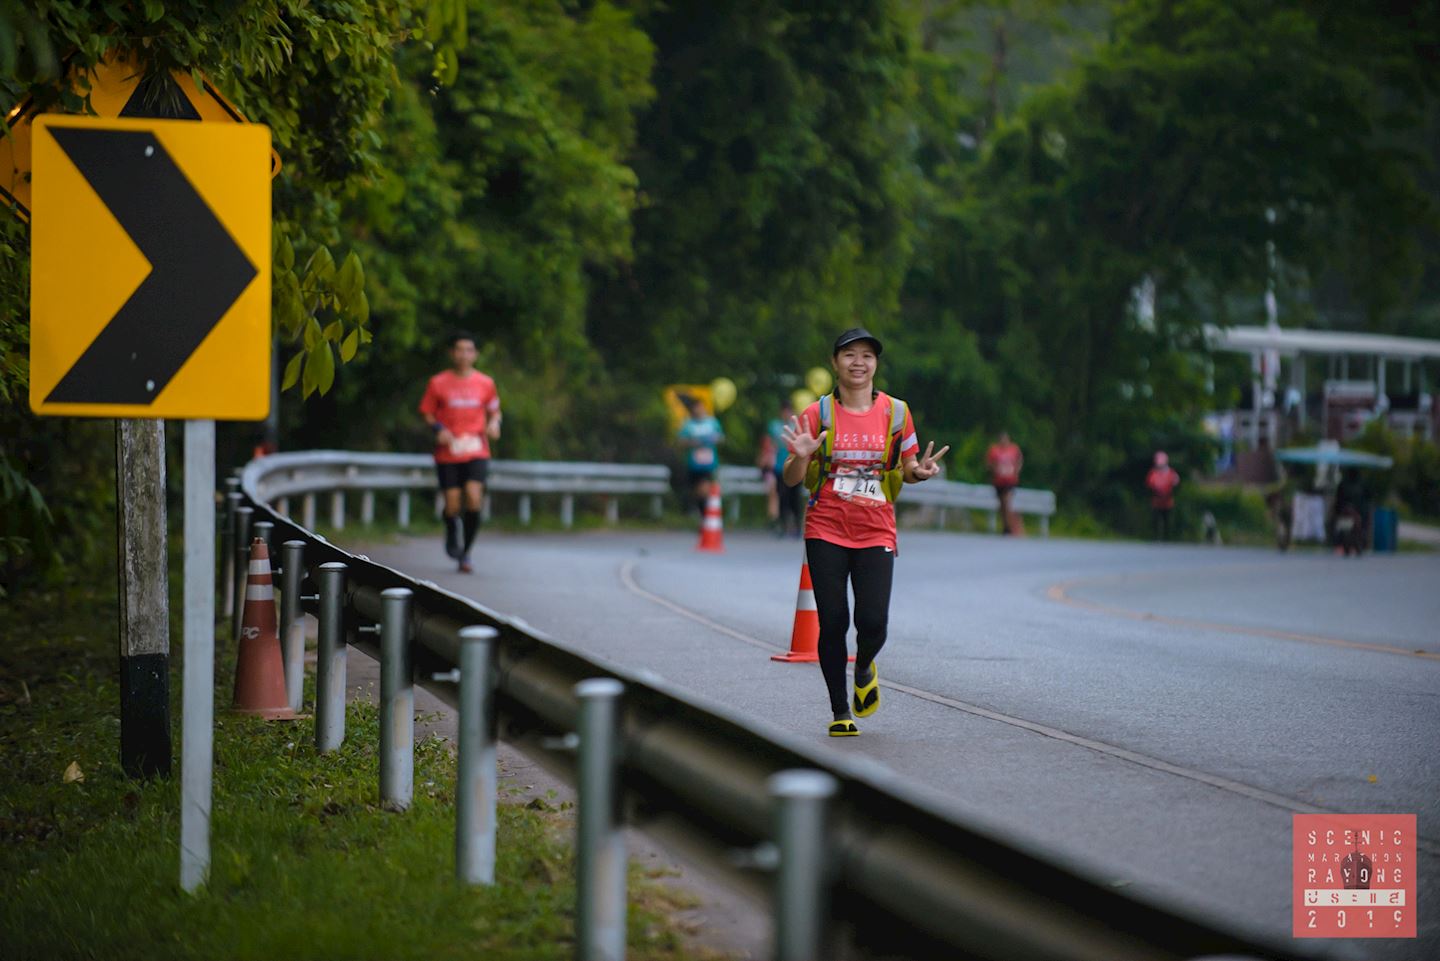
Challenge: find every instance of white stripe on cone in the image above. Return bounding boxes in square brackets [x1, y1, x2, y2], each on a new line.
[248, 559, 272, 575]
[703, 517, 723, 530]
[795, 589, 816, 612]
[245, 584, 275, 601]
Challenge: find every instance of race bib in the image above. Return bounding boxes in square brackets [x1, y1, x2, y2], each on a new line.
[449, 434, 484, 457]
[832, 467, 886, 505]
[692, 447, 714, 467]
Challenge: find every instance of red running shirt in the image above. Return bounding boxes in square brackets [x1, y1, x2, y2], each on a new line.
[1146, 466, 1180, 509]
[986, 442, 1022, 485]
[419, 370, 501, 464]
[798, 393, 919, 551]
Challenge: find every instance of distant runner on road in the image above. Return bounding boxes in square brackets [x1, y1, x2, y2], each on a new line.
[985, 431, 1024, 535]
[782, 327, 949, 737]
[1146, 451, 1180, 541]
[420, 332, 501, 573]
[677, 397, 724, 516]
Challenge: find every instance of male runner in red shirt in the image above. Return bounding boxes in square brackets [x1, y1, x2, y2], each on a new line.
[1146, 451, 1180, 541]
[985, 431, 1024, 535]
[420, 333, 501, 573]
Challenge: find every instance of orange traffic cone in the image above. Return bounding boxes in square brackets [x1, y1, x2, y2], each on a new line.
[771, 560, 854, 664]
[696, 480, 724, 552]
[772, 562, 819, 661]
[233, 537, 297, 719]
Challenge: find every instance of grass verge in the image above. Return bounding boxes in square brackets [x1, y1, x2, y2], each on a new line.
[0, 580, 727, 961]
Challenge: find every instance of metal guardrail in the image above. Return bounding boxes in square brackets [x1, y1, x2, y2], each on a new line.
[234, 451, 1293, 961]
[248, 451, 1059, 536]
[716, 465, 1057, 535]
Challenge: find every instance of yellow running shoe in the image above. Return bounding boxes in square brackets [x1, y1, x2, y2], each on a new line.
[828, 719, 860, 737]
[853, 663, 880, 718]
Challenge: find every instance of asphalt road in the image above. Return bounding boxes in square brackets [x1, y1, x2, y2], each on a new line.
[355, 527, 1440, 960]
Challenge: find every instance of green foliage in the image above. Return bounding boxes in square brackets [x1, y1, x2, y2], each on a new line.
[0, 583, 713, 961]
[1351, 420, 1440, 517]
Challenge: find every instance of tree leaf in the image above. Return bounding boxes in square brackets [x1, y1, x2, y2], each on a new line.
[310, 342, 336, 395]
[322, 320, 343, 342]
[303, 316, 322, 350]
[281, 351, 304, 391]
[303, 246, 336, 286]
[340, 329, 359, 363]
[276, 234, 295, 273]
[336, 251, 363, 300]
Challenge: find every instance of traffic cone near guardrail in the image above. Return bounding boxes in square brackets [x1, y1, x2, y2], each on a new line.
[232, 538, 297, 719]
[696, 480, 725, 553]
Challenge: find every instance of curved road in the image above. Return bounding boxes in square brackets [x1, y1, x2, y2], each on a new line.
[357, 529, 1440, 959]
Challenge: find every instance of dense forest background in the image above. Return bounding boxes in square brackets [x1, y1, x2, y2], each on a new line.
[3, 0, 1439, 580]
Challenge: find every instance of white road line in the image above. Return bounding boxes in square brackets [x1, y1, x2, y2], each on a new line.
[618, 558, 1440, 854]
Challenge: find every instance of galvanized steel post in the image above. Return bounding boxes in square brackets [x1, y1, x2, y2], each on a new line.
[397, 489, 411, 528]
[379, 587, 414, 811]
[278, 540, 308, 714]
[231, 505, 253, 643]
[769, 770, 838, 961]
[331, 490, 346, 530]
[575, 677, 626, 961]
[302, 493, 316, 530]
[221, 491, 241, 617]
[315, 562, 348, 753]
[360, 489, 375, 525]
[456, 625, 499, 885]
[251, 519, 273, 555]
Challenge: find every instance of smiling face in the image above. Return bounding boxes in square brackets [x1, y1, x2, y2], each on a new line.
[831, 342, 878, 393]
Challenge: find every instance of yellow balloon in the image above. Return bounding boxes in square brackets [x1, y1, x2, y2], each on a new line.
[805, 367, 833, 396]
[790, 388, 817, 412]
[710, 377, 737, 412]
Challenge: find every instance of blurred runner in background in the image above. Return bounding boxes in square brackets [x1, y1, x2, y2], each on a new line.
[768, 399, 803, 538]
[420, 332, 501, 574]
[678, 397, 724, 516]
[985, 431, 1024, 535]
[1146, 451, 1180, 541]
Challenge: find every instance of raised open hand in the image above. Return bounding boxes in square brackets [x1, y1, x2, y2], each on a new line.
[911, 440, 950, 481]
[781, 415, 825, 459]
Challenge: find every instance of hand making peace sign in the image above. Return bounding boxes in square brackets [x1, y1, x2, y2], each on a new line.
[909, 440, 951, 481]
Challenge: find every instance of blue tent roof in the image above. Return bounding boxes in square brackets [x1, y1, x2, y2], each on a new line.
[1275, 447, 1394, 469]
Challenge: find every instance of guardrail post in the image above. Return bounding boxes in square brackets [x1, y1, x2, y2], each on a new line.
[277, 496, 290, 518]
[231, 505, 253, 643]
[360, 490, 375, 525]
[728, 496, 740, 524]
[769, 769, 838, 961]
[561, 494, 575, 529]
[937, 506, 948, 529]
[315, 562, 348, 753]
[651, 494, 662, 519]
[482, 493, 492, 524]
[519, 494, 532, 526]
[455, 625, 499, 885]
[379, 587, 414, 811]
[605, 497, 618, 525]
[279, 540, 308, 714]
[1041, 514, 1050, 538]
[331, 490, 346, 530]
[575, 677, 626, 961]
[988, 510, 998, 534]
[397, 490, 411, 529]
[251, 519, 273, 555]
[221, 491, 241, 617]
[302, 493, 316, 530]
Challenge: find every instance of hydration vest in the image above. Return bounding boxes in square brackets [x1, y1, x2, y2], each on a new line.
[803, 392, 909, 505]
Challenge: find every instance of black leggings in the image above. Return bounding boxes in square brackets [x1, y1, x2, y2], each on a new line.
[805, 538, 895, 717]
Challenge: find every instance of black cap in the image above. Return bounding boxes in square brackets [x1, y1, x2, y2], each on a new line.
[833, 327, 883, 356]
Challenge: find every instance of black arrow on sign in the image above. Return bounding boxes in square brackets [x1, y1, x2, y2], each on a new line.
[44, 127, 258, 406]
